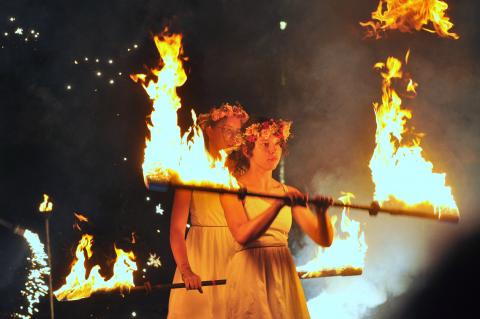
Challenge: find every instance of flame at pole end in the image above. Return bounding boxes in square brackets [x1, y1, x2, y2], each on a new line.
[38, 194, 53, 213]
[54, 234, 137, 301]
[132, 32, 239, 191]
[13, 230, 50, 319]
[369, 54, 459, 218]
[296, 192, 367, 276]
[360, 0, 460, 40]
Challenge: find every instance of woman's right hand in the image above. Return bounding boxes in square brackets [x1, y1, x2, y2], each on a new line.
[284, 189, 308, 207]
[181, 268, 203, 293]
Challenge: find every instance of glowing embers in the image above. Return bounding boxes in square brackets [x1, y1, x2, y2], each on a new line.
[130, 31, 238, 189]
[369, 53, 459, 217]
[54, 234, 137, 301]
[360, 0, 459, 39]
[297, 193, 367, 277]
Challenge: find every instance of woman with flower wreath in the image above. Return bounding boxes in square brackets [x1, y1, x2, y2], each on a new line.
[220, 119, 334, 318]
[168, 103, 249, 318]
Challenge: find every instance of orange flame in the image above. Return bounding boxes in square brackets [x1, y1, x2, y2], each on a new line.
[360, 0, 459, 39]
[406, 78, 418, 95]
[39, 194, 53, 213]
[131, 31, 238, 189]
[74, 212, 89, 223]
[297, 192, 367, 276]
[54, 234, 137, 301]
[369, 53, 459, 217]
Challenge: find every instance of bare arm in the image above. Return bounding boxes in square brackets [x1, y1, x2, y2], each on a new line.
[289, 186, 334, 247]
[169, 189, 202, 292]
[220, 193, 285, 245]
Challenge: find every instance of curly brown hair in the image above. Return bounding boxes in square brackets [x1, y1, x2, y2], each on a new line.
[228, 118, 290, 177]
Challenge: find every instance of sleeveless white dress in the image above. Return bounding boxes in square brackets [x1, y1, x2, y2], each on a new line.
[168, 191, 235, 318]
[225, 185, 310, 319]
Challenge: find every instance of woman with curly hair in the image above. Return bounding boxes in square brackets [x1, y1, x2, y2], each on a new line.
[221, 119, 334, 319]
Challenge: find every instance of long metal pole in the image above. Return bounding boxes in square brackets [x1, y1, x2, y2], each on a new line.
[44, 216, 55, 319]
[147, 181, 459, 223]
[57, 280, 227, 301]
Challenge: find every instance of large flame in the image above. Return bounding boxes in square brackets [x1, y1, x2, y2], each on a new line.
[360, 0, 459, 39]
[131, 32, 238, 189]
[54, 234, 137, 301]
[296, 193, 367, 277]
[369, 53, 459, 217]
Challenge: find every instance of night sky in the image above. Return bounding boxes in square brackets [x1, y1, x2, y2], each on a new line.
[1, 1, 479, 318]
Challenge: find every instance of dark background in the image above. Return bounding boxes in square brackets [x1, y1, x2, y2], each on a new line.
[1, 1, 479, 318]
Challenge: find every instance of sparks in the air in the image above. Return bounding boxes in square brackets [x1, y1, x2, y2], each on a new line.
[13, 230, 49, 319]
[147, 253, 162, 268]
[155, 204, 164, 215]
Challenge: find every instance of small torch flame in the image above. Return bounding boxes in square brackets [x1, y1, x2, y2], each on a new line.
[38, 194, 53, 213]
[360, 0, 459, 39]
[131, 31, 239, 189]
[54, 234, 137, 301]
[296, 192, 367, 277]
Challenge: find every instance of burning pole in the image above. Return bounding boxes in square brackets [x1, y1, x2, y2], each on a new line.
[58, 267, 364, 302]
[147, 181, 459, 223]
[298, 267, 363, 279]
[56, 280, 227, 301]
[39, 194, 54, 319]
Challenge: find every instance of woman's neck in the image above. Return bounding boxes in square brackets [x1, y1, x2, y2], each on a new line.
[241, 164, 274, 191]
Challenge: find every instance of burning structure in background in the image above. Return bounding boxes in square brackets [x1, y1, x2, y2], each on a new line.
[360, 0, 459, 39]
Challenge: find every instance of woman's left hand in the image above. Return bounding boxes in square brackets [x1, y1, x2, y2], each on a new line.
[311, 195, 333, 214]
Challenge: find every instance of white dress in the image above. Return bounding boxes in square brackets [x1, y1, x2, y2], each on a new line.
[225, 185, 310, 319]
[168, 191, 235, 318]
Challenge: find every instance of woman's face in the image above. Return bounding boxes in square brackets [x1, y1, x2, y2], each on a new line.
[207, 116, 242, 152]
[249, 135, 283, 171]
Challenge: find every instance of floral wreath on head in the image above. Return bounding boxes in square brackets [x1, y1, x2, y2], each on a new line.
[197, 102, 249, 130]
[244, 119, 292, 144]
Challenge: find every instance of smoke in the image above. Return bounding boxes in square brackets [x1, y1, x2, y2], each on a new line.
[0, 0, 478, 317]
[276, 1, 480, 318]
